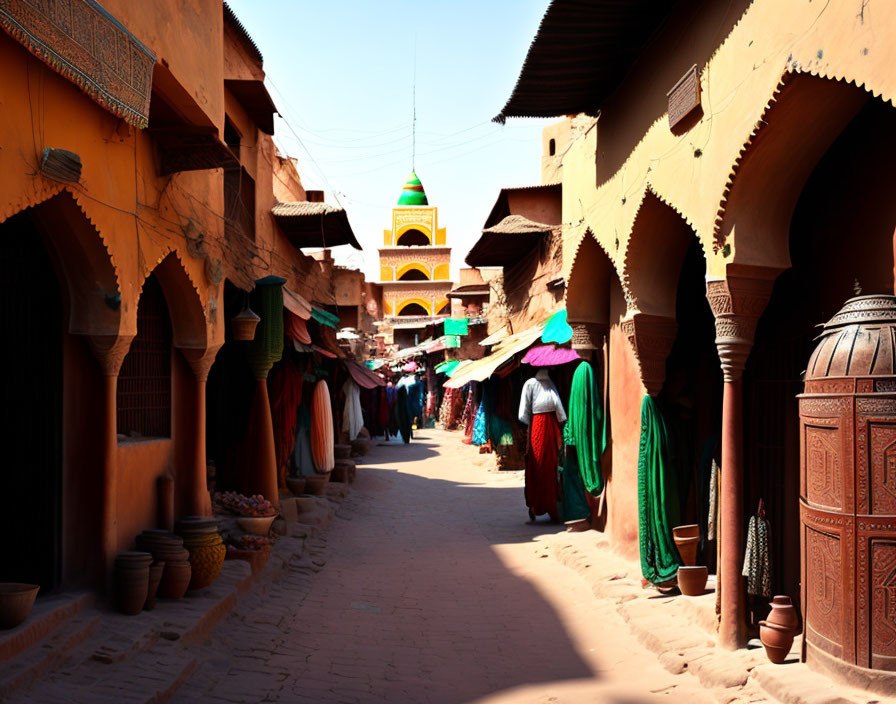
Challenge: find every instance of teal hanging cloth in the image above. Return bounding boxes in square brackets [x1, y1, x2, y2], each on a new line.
[638, 395, 683, 584]
[566, 361, 606, 496]
[559, 450, 591, 523]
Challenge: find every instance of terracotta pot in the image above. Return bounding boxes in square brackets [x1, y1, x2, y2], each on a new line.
[767, 595, 799, 631]
[285, 476, 306, 496]
[673, 524, 700, 539]
[305, 472, 331, 496]
[334, 444, 352, 461]
[0, 583, 40, 629]
[759, 621, 795, 663]
[226, 546, 271, 575]
[180, 531, 226, 590]
[156, 560, 191, 599]
[350, 438, 369, 457]
[115, 563, 150, 615]
[144, 561, 165, 611]
[673, 536, 699, 566]
[331, 464, 349, 483]
[236, 515, 277, 535]
[677, 566, 708, 596]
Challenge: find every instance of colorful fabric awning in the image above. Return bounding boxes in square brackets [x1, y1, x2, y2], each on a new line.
[283, 287, 312, 320]
[285, 312, 311, 344]
[345, 360, 386, 389]
[479, 327, 509, 347]
[522, 344, 581, 367]
[402, 361, 418, 372]
[435, 360, 461, 375]
[444, 318, 469, 336]
[444, 324, 544, 389]
[541, 309, 572, 344]
[311, 307, 340, 328]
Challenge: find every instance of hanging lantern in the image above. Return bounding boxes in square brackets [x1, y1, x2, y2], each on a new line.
[231, 306, 261, 341]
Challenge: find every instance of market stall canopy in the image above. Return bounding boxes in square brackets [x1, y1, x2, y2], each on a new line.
[447, 284, 490, 299]
[479, 326, 509, 347]
[345, 360, 386, 389]
[522, 344, 582, 367]
[402, 361, 418, 372]
[366, 359, 386, 370]
[493, 0, 671, 123]
[282, 287, 312, 319]
[285, 313, 311, 344]
[293, 340, 337, 358]
[444, 324, 545, 389]
[465, 215, 554, 267]
[273, 201, 362, 250]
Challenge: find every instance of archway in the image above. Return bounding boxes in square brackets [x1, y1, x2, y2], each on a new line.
[0, 210, 64, 590]
[619, 195, 722, 569]
[398, 302, 428, 316]
[396, 228, 430, 246]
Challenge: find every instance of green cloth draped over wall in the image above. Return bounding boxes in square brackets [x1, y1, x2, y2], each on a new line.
[638, 395, 683, 584]
[565, 361, 607, 495]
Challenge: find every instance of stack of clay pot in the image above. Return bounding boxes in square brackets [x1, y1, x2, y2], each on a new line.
[136, 530, 191, 600]
[332, 458, 355, 484]
[285, 476, 306, 496]
[759, 595, 800, 663]
[114, 552, 153, 615]
[334, 444, 351, 461]
[350, 437, 369, 457]
[175, 517, 226, 590]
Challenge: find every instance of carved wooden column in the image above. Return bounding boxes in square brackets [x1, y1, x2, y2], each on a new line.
[181, 346, 221, 517]
[87, 333, 134, 576]
[619, 314, 678, 396]
[706, 272, 776, 649]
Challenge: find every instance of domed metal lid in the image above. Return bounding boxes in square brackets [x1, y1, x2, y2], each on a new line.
[821, 295, 896, 331]
[806, 295, 896, 380]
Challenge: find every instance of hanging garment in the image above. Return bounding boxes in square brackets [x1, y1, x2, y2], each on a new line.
[560, 449, 591, 523]
[462, 385, 476, 439]
[377, 386, 390, 437]
[292, 404, 315, 478]
[268, 359, 304, 488]
[707, 459, 719, 541]
[396, 385, 412, 444]
[519, 375, 567, 426]
[342, 378, 364, 442]
[743, 512, 772, 598]
[472, 399, 487, 446]
[565, 361, 607, 496]
[524, 412, 561, 520]
[637, 396, 683, 585]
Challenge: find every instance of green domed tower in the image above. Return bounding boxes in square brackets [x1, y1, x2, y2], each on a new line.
[397, 171, 429, 206]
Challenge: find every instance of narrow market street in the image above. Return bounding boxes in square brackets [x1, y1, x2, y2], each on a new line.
[173, 430, 717, 704]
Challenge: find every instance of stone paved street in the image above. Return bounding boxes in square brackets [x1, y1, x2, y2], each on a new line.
[174, 429, 720, 704]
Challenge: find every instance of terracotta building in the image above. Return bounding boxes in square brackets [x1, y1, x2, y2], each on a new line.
[497, 0, 896, 690]
[0, 0, 361, 593]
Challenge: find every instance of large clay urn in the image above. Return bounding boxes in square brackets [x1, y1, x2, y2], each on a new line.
[759, 595, 799, 664]
[799, 296, 896, 690]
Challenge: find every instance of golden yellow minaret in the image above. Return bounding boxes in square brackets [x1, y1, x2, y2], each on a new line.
[378, 171, 453, 320]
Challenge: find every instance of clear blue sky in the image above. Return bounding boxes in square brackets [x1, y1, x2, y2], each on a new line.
[226, 0, 552, 280]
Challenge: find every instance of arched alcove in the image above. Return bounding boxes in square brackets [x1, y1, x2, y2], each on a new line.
[396, 229, 430, 246]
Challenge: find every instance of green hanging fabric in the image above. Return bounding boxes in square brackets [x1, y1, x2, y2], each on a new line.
[638, 395, 683, 584]
[246, 276, 286, 379]
[565, 361, 606, 495]
[560, 451, 591, 523]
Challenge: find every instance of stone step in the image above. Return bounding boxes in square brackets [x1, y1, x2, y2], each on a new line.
[0, 591, 92, 662]
[0, 613, 100, 698]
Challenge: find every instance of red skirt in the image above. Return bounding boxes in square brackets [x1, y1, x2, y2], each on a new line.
[525, 412, 560, 519]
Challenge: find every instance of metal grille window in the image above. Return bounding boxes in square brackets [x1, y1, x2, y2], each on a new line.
[117, 275, 172, 439]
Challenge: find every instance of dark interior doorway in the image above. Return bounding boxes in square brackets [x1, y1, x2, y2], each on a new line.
[0, 211, 63, 591]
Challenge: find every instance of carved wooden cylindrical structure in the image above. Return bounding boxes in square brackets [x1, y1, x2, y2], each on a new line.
[799, 295, 896, 689]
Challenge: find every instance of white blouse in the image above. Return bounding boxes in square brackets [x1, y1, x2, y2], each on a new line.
[518, 376, 567, 425]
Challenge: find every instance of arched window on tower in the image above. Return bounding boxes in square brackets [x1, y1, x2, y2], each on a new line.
[398, 267, 429, 281]
[398, 302, 428, 316]
[396, 229, 429, 246]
